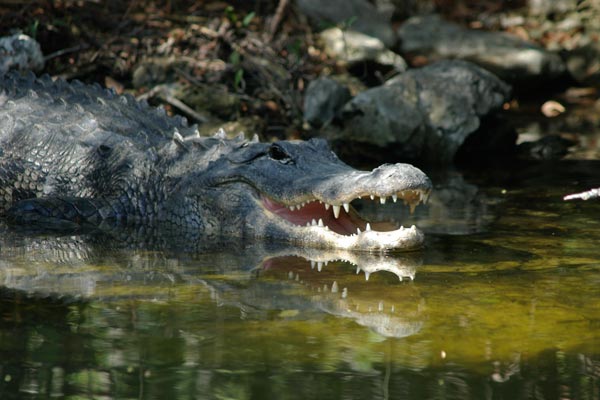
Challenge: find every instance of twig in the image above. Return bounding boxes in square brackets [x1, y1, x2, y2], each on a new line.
[267, 0, 289, 42]
[137, 84, 209, 124]
[44, 44, 91, 62]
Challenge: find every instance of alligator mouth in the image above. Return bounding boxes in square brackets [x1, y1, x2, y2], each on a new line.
[260, 188, 430, 251]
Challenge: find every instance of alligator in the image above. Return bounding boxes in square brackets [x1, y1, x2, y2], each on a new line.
[0, 71, 431, 252]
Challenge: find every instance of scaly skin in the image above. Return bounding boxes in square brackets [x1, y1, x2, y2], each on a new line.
[0, 71, 431, 252]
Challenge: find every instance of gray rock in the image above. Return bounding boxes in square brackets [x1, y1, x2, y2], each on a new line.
[303, 77, 351, 128]
[397, 15, 565, 83]
[296, 0, 396, 48]
[319, 28, 407, 71]
[334, 60, 511, 164]
[527, 0, 577, 15]
[565, 43, 600, 87]
[0, 33, 44, 75]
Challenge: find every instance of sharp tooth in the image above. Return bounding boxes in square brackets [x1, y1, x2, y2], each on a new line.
[380, 197, 386, 204]
[411, 224, 416, 231]
[324, 203, 330, 210]
[392, 194, 398, 203]
[318, 218, 324, 227]
[356, 227, 361, 234]
[311, 219, 317, 226]
[289, 205, 295, 211]
[333, 205, 341, 218]
[365, 223, 371, 231]
[400, 225, 404, 230]
[370, 194, 375, 200]
[310, 261, 315, 269]
[306, 222, 310, 227]
[343, 203, 350, 213]
[317, 262, 323, 272]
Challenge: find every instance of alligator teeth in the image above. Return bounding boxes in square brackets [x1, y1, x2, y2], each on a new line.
[318, 218, 324, 227]
[324, 203, 330, 210]
[311, 219, 317, 226]
[289, 205, 295, 211]
[366, 223, 371, 231]
[343, 203, 350, 213]
[392, 194, 398, 203]
[356, 227, 361, 234]
[380, 197, 386, 204]
[370, 195, 375, 200]
[332, 205, 341, 219]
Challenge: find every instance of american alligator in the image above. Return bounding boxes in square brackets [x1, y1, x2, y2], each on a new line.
[0, 72, 431, 252]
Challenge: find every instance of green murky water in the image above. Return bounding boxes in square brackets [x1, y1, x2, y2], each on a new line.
[0, 161, 599, 399]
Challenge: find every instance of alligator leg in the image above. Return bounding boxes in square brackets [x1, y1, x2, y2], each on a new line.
[6, 196, 126, 230]
[564, 188, 600, 200]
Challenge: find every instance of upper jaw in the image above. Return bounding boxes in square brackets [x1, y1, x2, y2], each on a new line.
[257, 163, 432, 252]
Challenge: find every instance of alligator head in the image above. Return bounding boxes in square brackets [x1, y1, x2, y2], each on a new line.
[178, 133, 431, 252]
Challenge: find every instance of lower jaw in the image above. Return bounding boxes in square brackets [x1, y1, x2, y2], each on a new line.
[264, 221, 425, 252]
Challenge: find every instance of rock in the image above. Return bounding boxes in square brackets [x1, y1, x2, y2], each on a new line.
[332, 60, 512, 164]
[303, 77, 351, 128]
[397, 15, 566, 84]
[516, 135, 575, 160]
[296, 0, 396, 48]
[174, 82, 241, 120]
[0, 33, 44, 75]
[565, 43, 600, 87]
[527, 0, 577, 15]
[319, 28, 407, 72]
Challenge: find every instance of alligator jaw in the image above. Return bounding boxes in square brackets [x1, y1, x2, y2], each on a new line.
[260, 188, 430, 252]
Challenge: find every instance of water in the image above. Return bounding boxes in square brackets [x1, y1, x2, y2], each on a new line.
[0, 160, 599, 399]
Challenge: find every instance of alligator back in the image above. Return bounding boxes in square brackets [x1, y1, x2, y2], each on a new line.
[0, 72, 198, 213]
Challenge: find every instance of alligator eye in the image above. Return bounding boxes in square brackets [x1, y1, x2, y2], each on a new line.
[268, 144, 292, 163]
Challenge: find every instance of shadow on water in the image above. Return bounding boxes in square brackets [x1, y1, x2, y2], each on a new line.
[0, 160, 599, 399]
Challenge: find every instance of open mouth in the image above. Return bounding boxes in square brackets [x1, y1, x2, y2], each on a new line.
[261, 189, 430, 240]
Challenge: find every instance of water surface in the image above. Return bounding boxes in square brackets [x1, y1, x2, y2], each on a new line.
[0, 160, 599, 399]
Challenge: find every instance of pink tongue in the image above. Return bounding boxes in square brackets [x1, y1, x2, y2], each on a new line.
[261, 197, 360, 235]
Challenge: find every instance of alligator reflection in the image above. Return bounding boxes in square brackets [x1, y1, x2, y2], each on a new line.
[0, 223, 425, 339]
